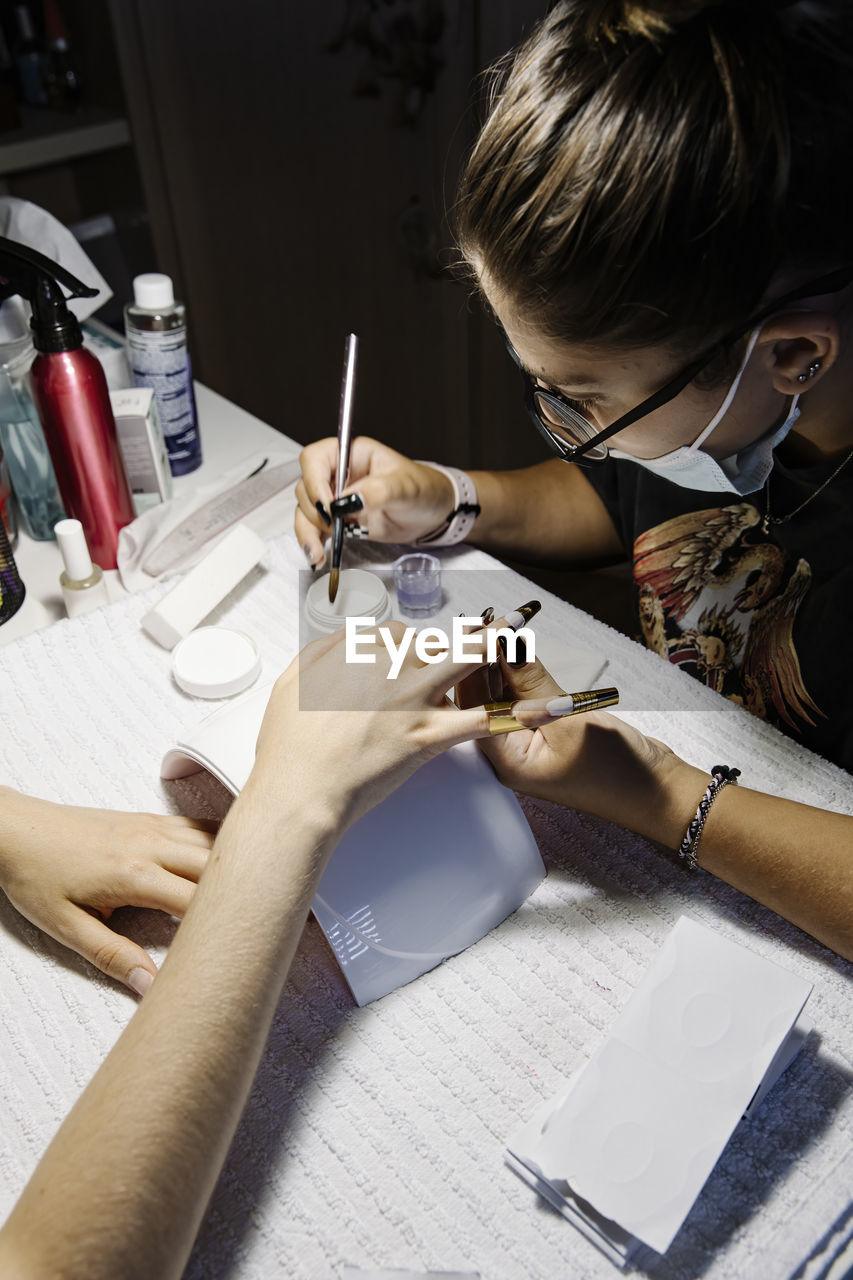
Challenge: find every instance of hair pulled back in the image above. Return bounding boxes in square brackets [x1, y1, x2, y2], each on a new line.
[456, 0, 853, 353]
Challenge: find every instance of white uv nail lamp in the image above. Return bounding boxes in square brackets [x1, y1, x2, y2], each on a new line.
[161, 682, 545, 1005]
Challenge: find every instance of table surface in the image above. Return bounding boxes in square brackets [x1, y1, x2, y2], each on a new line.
[1, 392, 852, 1280]
[1, 381, 287, 645]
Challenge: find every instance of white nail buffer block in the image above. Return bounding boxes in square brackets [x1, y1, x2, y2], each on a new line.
[142, 523, 266, 650]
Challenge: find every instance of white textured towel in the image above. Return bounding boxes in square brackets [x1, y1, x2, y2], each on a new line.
[1, 534, 851, 1280]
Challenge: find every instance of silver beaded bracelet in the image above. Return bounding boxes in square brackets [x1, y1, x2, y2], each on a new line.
[678, 765, 741, 870]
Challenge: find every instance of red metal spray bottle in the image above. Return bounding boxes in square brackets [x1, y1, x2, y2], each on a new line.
[0, 235, 134, 569]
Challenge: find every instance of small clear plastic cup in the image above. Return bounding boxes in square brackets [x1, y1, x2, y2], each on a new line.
[392, 552, 442, 616]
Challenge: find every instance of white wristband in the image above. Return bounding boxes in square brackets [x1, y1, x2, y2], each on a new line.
[415, 462, 480, 546]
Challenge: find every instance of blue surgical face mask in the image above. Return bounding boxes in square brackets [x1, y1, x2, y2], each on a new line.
[609, 327, 800, 494]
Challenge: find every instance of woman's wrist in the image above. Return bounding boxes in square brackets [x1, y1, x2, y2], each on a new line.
[414, 462, 480, 546]
[641, 753, 712, 852]
[236, 770, 344, 864]
[572, 732, 709, 852]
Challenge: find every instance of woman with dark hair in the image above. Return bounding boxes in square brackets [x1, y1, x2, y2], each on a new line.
[297, 0, 853, 958]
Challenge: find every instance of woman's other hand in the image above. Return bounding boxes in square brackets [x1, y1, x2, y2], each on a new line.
[456, 650, 702, 847]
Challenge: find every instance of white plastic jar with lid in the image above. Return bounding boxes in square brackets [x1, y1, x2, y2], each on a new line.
[303, 568, 391, 638]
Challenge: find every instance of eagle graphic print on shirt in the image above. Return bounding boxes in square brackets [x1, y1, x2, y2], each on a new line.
[633, 502, 822, 729]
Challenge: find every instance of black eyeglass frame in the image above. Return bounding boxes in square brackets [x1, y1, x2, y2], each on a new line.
[508, 265, 853, 465]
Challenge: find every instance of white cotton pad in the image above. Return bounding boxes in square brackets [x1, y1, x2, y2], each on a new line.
[171, 626, 261, 698]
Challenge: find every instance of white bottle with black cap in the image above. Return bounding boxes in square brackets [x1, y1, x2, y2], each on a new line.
[124, 273, 202, 476]
[55, 517, 110, 617]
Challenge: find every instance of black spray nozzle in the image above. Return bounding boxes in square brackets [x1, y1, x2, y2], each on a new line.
[0, 233, 99, 353]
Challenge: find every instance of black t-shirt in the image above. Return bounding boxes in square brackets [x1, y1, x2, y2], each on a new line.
[585, 447, 853, 772]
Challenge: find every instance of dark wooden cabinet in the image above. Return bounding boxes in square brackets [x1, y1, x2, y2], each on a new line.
[107, 1, 548, 469]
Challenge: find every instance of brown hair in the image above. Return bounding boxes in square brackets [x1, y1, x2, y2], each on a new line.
[456, 0, 853, 356]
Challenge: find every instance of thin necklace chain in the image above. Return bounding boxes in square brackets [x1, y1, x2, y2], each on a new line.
[762, 445, 853, 534]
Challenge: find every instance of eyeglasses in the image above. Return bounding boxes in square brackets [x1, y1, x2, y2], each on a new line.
[508, 264, 853, 465]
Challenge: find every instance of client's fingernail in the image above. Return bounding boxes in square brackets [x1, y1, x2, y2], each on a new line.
[546, 688, 619, 716]
[505, 600, 541, 631]
[487, 662, 504, 700]
[302, 542, 316, 570]
[315, 500, 332, 526]
[510, 636, 528, 667]
[497, 634, 529, 667]
[480, 605, 495, 625]
[128, 967, 154, 996]
[330, 492, 364, 516]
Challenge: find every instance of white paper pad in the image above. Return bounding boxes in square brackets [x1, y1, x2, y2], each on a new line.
[341, 1271, 479, 1279]
[507, 916, 813, 1262]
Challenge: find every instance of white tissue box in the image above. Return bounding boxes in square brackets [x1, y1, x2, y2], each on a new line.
[506, 916, 813, 1266]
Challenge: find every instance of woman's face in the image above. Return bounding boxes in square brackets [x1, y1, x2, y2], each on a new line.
[492, 293, 790, 462]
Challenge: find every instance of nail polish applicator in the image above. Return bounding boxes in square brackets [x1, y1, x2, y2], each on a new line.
[329, 332, 358, 604]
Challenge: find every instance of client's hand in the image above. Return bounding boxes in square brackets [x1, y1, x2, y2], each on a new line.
[249, 612, 522, 835]
[0, 788, 216, 995]
[456, 652, 697, 845]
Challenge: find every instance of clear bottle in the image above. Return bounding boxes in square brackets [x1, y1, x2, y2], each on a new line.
[0, 440, 17, 547]
[0, 333, 66, 540]
[124, 273, 202, 476]
[0, 505, 25, 624]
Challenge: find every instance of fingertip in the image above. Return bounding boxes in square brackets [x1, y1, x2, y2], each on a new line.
[510, 702, 548, 730]
[127, 965, 155, 997]
[446, 702, 495, 743]
[298, 536, 326, 571]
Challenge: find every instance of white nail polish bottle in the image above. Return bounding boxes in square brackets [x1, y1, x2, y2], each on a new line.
[55, 518, 110, 618]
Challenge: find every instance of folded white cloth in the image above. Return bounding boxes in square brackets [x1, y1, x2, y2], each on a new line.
[116, 448, 301, 591]
[0, 196, 112, 340]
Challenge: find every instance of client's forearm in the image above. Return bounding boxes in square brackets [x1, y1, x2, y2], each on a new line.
[0, 777, 338, 1280]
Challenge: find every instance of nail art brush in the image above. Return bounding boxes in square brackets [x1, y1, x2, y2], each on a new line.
[329, 332, 359, 603]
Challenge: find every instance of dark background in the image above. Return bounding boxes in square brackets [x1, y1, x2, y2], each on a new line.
[0, 1, 550, 468]
[0, 0, 633, 626]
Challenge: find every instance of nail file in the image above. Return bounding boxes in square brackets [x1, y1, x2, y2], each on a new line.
[142, 523, 267, 649]
[142, 458, 300, 578]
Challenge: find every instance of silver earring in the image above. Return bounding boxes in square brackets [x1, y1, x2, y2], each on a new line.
[797, 360, 822, 383]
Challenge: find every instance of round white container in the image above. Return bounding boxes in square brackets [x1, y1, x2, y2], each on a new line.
[171, 626, 261, 698]
[304, 568, 391, 637]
